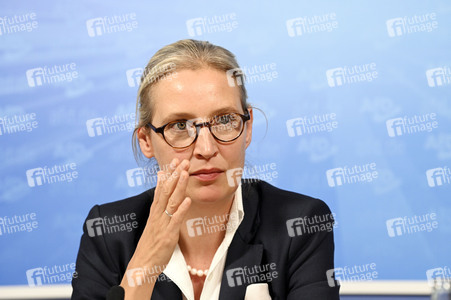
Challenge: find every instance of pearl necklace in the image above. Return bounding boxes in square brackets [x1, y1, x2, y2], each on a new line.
[187, 265, 209, 277]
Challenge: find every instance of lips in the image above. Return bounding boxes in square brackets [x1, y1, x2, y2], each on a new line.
[190, 168, 224, 182]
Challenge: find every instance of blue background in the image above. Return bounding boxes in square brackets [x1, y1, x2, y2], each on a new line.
[0, 0, 450, 287]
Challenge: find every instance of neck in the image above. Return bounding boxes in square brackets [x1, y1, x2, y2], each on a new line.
[179, 194, 235, 269]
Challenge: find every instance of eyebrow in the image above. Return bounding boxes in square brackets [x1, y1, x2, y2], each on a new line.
[159, 106, 242, 124]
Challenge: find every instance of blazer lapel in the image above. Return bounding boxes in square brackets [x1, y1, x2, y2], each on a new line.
[151, 276, 183, 300]
[218, 182, 264, 300]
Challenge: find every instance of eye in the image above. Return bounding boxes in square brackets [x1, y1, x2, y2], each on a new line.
[216, 114, 235, 124]
[169, 121, 187, 131]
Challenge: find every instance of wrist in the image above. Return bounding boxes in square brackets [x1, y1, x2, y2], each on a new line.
[121, 260, 165, 287]
[120, 266, 157, 300]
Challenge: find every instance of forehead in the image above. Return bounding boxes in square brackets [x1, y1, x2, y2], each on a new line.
[150, 68, 242, 123]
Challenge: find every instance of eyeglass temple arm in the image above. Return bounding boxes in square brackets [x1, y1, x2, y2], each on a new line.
[146, 123, 164, 134]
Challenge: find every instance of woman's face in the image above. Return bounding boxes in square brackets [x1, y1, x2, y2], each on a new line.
[140, 68, 253, 205]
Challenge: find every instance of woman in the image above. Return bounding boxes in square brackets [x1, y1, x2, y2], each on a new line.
[72, 39, 339, 300]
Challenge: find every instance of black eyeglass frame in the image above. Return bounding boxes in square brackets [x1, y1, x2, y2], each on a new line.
[146, 110, 251, 149]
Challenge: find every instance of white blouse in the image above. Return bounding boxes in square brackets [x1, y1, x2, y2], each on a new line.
[163, 184, 244, 300]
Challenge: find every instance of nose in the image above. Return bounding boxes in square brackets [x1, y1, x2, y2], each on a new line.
[192, 126, 218, 160]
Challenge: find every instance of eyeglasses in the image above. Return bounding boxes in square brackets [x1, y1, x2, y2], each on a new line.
[147, 110, 250, 149]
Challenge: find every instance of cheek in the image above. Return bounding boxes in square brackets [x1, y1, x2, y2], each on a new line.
[151, 138, 183, 169]
[159, 154, 196, 173]
[220, 142, 246, 165]
[151, 141, 167, 167]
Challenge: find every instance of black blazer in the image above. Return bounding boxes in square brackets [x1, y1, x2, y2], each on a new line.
[71, 180, 340, 299]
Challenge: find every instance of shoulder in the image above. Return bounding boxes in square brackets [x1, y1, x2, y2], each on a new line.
[82, 188, 155, 242]
[79, 189, 156, 271]
[94, 188, 155, 218]
[242, 181, 336, 275]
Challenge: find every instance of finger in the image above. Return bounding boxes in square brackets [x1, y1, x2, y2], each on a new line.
[159, 160, 190, 212]
[168, 197, 192, 229]
[150, 170, 169, 215]
[151, 157, 178, 214]
[165, 169, 189, 214]
[163, 158, 179, 177]
[154, 159, 189, 213]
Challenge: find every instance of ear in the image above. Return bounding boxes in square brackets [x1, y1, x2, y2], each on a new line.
[137, 127, 155, 158]
[244, 107, 253, 149]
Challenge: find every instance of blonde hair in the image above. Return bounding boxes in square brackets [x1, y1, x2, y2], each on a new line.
[132, 39, 249, 163]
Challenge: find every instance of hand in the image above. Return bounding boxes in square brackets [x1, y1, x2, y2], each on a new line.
[120, 158, 191, 297]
